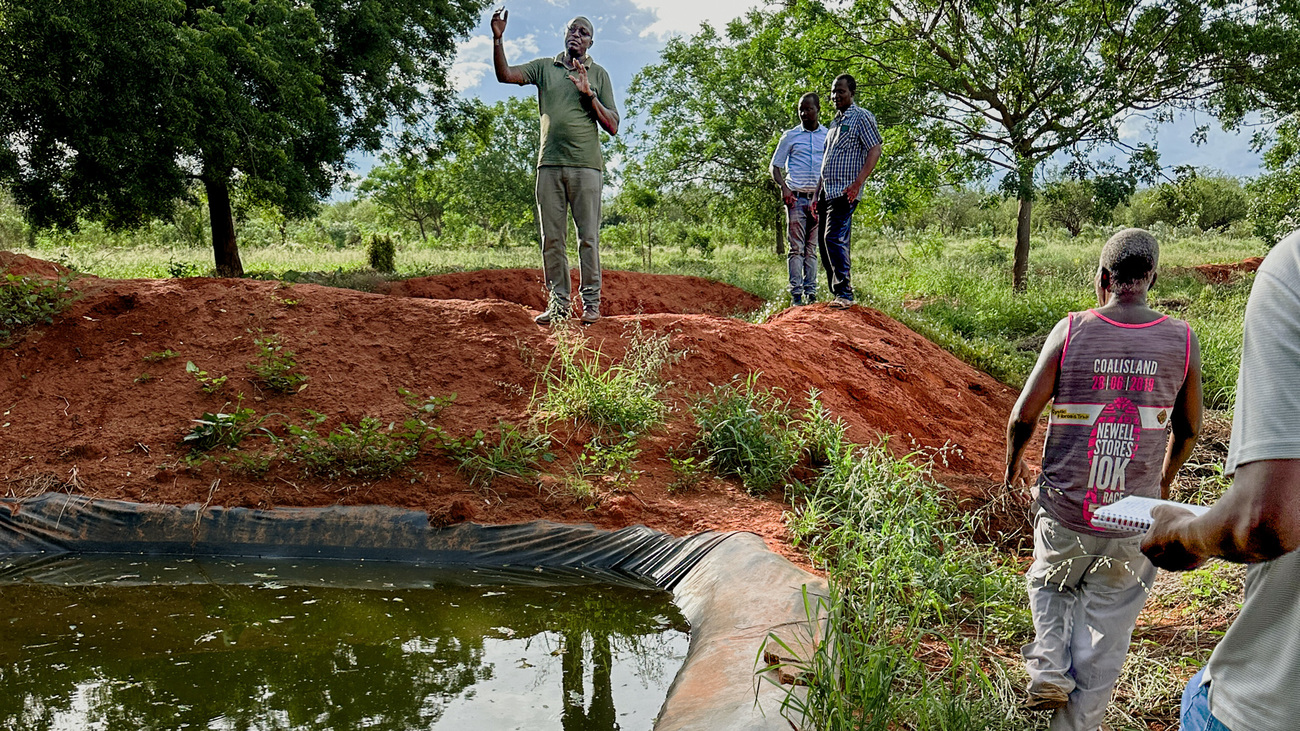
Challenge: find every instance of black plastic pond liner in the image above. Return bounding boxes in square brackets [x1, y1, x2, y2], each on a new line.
[0, 493, 826, 731]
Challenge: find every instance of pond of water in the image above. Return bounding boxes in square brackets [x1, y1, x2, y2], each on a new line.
[0, 556, 689, 731]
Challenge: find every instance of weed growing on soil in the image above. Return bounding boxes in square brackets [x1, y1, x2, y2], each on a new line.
[665, 450, 711, 493]
[142, 349, 179, 363]
[575, 435, 643, 487]
[690, 373, 804, 495]
[0, 274, 75, 346]
[440, 422, 553, 487]
[535, 322, 679, 436]
[182, 403, 268, 453]
[279, 412, 427, 480]
[247, 332, 309, 394]
[185, 361, 228, 394]
[774, 439, 1031, 730]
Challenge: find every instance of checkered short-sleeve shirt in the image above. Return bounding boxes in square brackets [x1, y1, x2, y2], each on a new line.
[820, 105, 882, 199]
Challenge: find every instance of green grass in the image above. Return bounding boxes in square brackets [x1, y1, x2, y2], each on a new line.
[534, 321, 680, 437]
[690, 373, 806, 495]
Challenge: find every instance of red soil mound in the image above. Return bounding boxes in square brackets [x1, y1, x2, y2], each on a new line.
[381, 268, 767, 316]
[0, 251, 71, 280]
[1192, 256, 1264, 284]
[0, 260, 1022, 563]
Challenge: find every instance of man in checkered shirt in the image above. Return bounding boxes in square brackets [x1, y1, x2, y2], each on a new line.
[815, 73, 883, 309]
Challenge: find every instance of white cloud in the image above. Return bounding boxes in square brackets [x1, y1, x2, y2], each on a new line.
[451, 34, 540, 91]
[629, 0, 766, 37]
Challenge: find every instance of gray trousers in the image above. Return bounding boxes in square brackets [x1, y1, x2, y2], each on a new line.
[1023, 508, 1156, 731]
[785, 195, 819, 299]
[536, 165, 602, 312]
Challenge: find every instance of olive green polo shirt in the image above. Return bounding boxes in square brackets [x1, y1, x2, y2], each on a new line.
[520, 52, 617, 171]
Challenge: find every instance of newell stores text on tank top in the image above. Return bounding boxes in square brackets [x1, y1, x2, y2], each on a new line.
[1036, 309, 1192, 536]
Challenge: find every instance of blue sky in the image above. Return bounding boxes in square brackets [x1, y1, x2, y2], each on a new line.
[345, 1, 1264, 191]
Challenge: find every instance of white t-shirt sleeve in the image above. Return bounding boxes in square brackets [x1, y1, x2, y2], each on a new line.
[1225, 232, 1300, 474]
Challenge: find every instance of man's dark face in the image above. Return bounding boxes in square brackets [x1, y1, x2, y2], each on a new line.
[565, 22, 592, 58]
[831, 78, 853, 111]
[798, 98, 820, 130]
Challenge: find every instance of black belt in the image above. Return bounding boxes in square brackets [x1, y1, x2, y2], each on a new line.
[792, 190, 817, 198]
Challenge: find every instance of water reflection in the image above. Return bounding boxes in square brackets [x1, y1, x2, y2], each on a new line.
[0, 557, 689, 730]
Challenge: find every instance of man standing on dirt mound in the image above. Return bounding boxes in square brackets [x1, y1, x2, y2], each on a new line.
[1005, 228, 1203, 731]
[1142, 228, 1300, 731]
[815, 73, 882, 310]
[492, 9, 618, 326]
[770, 92, 828, 306]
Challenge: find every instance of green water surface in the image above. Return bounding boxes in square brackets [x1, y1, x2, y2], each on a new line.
[0, 557, 689, 731]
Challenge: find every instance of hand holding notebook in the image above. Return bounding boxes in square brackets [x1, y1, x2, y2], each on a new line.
[1092, 495, 1211, 532]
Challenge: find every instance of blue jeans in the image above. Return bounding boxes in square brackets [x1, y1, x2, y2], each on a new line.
[817, 195, 857, 300]
[1181, 667, 1233, 730]
[785, 195, 819, 299]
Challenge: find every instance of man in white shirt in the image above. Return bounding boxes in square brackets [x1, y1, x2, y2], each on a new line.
[1143, 228, 1300, 731]
[770, 93, 827, 306]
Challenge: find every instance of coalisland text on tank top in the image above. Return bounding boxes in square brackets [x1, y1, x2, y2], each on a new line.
[1092, 358, 1159, 393]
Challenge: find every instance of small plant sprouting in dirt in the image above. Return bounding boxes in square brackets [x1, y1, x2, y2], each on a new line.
[247, 332, 309, 394]
[134, 372, 157, 384]
[665, 450, 712, 493]
[690, 372, 804, 495]
[275, 391, 454, 480]
[1, 273, 76, 346]
[574, 435, 642, 487]
[167, 259, 201, 278]
[441, 422, 554, 487]
[182, 401, 269, 453]
[142, 349, 179, 363]
[186, 361, 228, 394]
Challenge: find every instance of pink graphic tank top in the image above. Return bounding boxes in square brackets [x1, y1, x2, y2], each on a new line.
[1036, 309, 1192, 536]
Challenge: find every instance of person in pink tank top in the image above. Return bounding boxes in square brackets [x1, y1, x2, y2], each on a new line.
[1005, 228, 1204, 730]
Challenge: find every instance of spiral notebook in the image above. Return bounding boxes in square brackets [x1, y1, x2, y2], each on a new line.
[1092, 496, 1212, 532]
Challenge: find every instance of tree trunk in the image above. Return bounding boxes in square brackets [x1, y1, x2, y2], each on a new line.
[204, 177, 243, 278]
[416, 216, 427, 241]
[1013, 196, 1032, 292]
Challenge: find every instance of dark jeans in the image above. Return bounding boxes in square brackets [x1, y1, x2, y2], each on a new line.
[817, 195, 857, 300]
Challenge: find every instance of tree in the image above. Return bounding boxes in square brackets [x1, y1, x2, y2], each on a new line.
[625, 9, 963, 256]
[1248, 118, 1300, 246]
[358, 156, 449, 242]
[1042, 165, 1136, 236]
[0, 0, 484, 276]
[802, 0, 1245, 289]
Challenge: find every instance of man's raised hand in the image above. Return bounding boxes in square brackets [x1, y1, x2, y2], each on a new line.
[491, 7, 508, 38]
[567, 60, 593, 98]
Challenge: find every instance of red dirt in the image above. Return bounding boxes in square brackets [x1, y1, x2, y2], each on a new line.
[1191, 256, 1264, 284]
[0, 258, 1027, 566]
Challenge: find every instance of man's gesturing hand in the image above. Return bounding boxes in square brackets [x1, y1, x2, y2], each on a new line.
[567, 59, 593, 98]
[491, 7, 508, 38]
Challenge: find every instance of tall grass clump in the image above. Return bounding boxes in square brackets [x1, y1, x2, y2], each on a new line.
[535, 322, 680, 436]
[772, 398, 1032, 729]
[690, 373, 805, 495]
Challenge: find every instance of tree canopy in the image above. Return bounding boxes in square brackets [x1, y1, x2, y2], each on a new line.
[0, 0, 485, 276]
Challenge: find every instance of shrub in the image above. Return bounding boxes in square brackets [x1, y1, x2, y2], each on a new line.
[182, 404, 268, 453]
[368, 233, 396, 273]
[0, 274, 74, 345]
[690, 373, 804, 495]
[440, 422, 553, 487]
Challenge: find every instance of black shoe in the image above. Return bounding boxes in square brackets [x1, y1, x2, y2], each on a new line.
[535, 306, 569, 325]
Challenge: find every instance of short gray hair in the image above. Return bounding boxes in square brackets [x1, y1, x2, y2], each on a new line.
[1099, 228, 1159, 294]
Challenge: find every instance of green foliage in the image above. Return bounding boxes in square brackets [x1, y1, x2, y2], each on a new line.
[666, 451, 713, 493]
[574, 436, 643, 487]
[1040, 167, 1136, 236]
[1247, 117, 1300, 246]
[690, 373, 804, 495]
[367, 234, 396, 274]
[276, 392, 452, 480]
[1149, 167, 1250, 232]
[536, 323, 680, 436]
[0, 273, 74, 345]
[142, 349, 179, 363]
[185, 361, 228, 394]
[247, 333, 308, 394]
[775, 439, 1031, 729]
[440, 422, 553, 488]
[0, 0, 486, 274]
[182, 404, 267, 453]
[167, 259, 201, 278]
